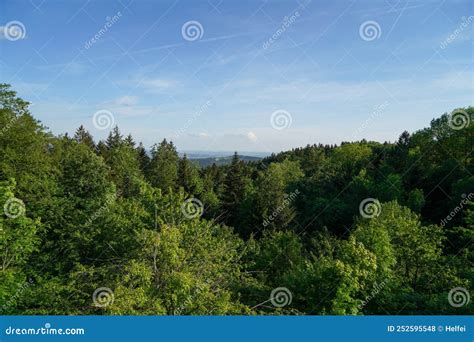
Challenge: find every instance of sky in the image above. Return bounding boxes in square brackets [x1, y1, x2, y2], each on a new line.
[0, 0, 472, 153]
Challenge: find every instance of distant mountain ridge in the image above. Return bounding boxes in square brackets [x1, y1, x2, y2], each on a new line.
[180, 151, 270, 159]
[190, 155, 262, 167]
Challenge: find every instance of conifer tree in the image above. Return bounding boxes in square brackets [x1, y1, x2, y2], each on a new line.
[177, 154, 202, 195]
[222, 152, 249, 226]
[106, 126, 123, 150]
[136, 142, 150, 173]
[147, 139, 179, 193]
[73, 125, 95, 150]
[124, 134, 136, 148]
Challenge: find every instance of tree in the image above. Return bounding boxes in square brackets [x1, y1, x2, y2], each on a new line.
[222, 153, 250, 227]
[0, 180, 41, 271]
[406, 188, 425, 213]
[105, 142, 143, 198]
[124, 134, 136, 148]
[177, 154, 203, 195]
[136, 142, 150, 173]
[0, 84, 58, 220]
[255, 160, 303, 231]
[74, 125, 95, 150]
[0, 180, 41, 314]
[280, 236, 376, 315]
[147, 139, 179, 193]
[353, 201, 464, 314]
[40, 141, 115, 273]
[106, 126, 123, 150]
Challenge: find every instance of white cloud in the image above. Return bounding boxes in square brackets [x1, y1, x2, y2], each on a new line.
[35, 61, 88, 75]
[139, 78, 177, 93]
[247, 131, 258, 141]
[101, 96, 158, 117]
[115, 95, 138, 106]
[113, 106, 157, 117]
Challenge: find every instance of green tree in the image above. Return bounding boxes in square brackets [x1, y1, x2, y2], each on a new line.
[177, 154, 203, 195]
[147, 139, 179, 193]
[0, 180, 42, 313]
[256, 160, 303, 231]
[74, 125, 95, 150]
[105, 140, 144, 198]
[222, 153, 250, 227]
[0, 84, 58, 220]
[136, 142, 150, 173]
[106, 126, 123, 150]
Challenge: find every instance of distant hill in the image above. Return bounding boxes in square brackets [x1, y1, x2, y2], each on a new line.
[190, 155, 262, 167]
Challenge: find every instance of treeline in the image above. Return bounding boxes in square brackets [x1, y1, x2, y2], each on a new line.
[0, 83, 472, 315]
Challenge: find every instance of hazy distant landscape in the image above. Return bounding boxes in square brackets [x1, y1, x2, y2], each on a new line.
[189, 154, 263, 167]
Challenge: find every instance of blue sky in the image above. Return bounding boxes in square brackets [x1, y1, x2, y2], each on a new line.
[0, 0, 472, 153]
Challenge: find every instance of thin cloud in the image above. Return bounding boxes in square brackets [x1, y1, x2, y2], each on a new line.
[115, 95, 139, 106]
[140, 78, 177, 93]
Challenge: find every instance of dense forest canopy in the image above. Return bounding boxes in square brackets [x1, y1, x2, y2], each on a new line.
[0, 84, 472, 315]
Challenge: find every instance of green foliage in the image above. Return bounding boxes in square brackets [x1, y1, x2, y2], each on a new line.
[222, 153, 251, 230]
[0, 180, 41, 313]
[177, 154, 203, 195]
[255, 160, 303, 231]
[0, 181, 41, 271]
[147, 139, 179, 193]
[74, 125, 95, 150]
[0, 84, 472, 315]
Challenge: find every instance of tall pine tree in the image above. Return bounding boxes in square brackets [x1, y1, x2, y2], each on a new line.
[222, 152, 249, 227]
[73, 125, 95, 150]
[177, 154, 203, 195]
[147, 139, 179, 193]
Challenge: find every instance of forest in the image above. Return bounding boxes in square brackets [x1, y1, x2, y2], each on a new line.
[0, 83, 472, 315]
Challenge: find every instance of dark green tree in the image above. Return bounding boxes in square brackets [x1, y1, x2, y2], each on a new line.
[147, 139, 179, 193]
[222, 153, 249, 227]
[177, 154, 203, 195]
[74, 125, 95, 150]
[136, 142, 150, 174]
